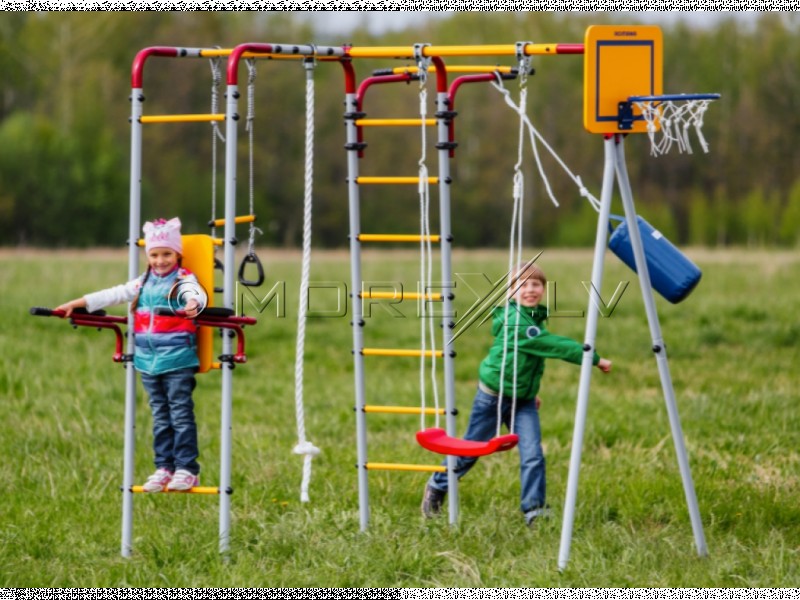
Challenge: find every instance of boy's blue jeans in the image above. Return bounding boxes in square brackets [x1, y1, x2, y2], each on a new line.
[427, 386, 546, 514]
[140, 368, 200, 476]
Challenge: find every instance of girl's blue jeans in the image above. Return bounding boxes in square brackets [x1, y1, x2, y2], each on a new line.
[140, 368, 200, 476]
[428, 386, 546, 514]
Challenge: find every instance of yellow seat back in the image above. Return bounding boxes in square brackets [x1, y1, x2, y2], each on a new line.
[180, 234, 215, 374]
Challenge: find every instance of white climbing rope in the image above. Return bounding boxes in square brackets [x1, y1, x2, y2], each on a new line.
[293, 56, 320, 503]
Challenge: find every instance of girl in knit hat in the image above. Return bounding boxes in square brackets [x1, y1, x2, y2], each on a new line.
[57, 217, 206, 492]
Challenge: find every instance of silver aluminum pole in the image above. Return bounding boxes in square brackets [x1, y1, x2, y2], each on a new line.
[122, 86, 144, 558]
[613, 138, 708, 558]
[344, 92, 370, 531]
[558, 135, 617, 570]
[219, 82, 239, 555]
[435, 90, 459, 526]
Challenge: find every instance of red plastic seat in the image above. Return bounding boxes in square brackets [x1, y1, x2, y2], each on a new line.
[416, 428, 519, 458]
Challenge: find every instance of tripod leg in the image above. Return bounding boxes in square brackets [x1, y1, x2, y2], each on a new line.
[614, 137, 708, 558]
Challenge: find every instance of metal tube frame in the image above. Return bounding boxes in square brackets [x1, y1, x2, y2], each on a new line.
[558, 134, 707, 570]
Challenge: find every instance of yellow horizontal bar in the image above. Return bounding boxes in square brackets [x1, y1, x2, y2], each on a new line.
[138, 238, 224, 248]
[211, 362, 222, 370]
[140, 114, 225, 124]
[349, 44, 573, 59]
[362, 348, 444, 358]
[355, 119, 437, 127]
[356, 176, 439, 185]
[358, 234, 441, 244]
[366, 462, 447, 473]
[131, 486, 220, 495]
[210, 215, 256, 227]
[364, 406, 446, 416]
[360, 291, 442, 301]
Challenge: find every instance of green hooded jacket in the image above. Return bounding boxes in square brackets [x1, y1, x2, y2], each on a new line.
[478, 302, 600, 402]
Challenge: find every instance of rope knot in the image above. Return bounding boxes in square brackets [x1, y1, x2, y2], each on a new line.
[293, 441, 321, 457]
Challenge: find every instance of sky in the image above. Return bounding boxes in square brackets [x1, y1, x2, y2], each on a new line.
[296, 11, 755, 35]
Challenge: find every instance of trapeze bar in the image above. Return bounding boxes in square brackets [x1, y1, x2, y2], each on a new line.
[347, 43, 584, 59]
[356, 176, 440, 185]
[209, 215, 257, 227]
[364, 406, 446, 416]
[360, 291, 443, 301]
[131, 486, 220, 495]
[365, 463, 447, 473]
[355, 118, 437, 127]
[362, 348, 445, 358]
[357, 234, 441, 243]
[140, 114, 225, 124]
[385, 65, 516, 75]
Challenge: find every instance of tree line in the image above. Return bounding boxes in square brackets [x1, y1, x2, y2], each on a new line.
[1, 12, 798, 248]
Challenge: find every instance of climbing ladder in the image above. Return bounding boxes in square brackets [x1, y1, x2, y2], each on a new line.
[341, 53, 459, 529]
[341, 49, 528, 529]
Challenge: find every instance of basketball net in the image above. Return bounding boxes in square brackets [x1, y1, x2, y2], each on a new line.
[634, 96, 717, 157]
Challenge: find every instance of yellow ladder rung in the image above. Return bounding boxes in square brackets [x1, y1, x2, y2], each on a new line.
[362, 348, 444, 358]
[131, 486, 220, 495]
[209, 215, 256, 228]
[364, 406, 446, 416]
[140, 114, 225, 124]
[356, 176, 439, 185]
[358, 234, 441, 244]
[137, 238, 223, 248]
[355, 118, 437, 127]
[366, 463, 447, 473]
[360, 291, 442, 301]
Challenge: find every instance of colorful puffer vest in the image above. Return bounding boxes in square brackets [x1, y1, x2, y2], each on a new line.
[133, 267, 199, 376]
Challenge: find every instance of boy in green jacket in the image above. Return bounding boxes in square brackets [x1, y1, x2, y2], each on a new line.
[422, 262, 612, 526]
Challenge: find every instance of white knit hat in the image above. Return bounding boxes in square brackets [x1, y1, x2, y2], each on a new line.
[143, 217, 183, 255]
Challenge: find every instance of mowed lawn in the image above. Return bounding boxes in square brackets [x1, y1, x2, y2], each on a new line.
[1, 247, 798, 587]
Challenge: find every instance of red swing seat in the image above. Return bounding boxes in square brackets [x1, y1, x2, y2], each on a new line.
[416, 428, 519, 458]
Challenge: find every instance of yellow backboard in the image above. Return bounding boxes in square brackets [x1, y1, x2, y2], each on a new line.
[584, 25, 663, 134]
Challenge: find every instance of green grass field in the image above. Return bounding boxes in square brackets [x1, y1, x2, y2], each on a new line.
[1, 247, 798, 587]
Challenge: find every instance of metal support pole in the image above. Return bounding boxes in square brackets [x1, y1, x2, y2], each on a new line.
[613, 138, 708, 558]
[121, 86, 145, 558]
[344, 91, 370, 531]
[218, 82, 239, 555]
[558, 135, 616, 570]
[435, 89, 459, 526]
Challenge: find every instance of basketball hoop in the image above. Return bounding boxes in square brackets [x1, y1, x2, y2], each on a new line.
[621, 93, 721, 157]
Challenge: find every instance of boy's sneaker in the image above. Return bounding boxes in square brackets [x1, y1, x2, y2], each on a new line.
[142, 468, 173, 493]
[525, 505, 552, 527]
[167, 469, 199, 492]
[421, 484, 446, 518]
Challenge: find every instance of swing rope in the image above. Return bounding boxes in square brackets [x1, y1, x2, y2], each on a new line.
[415, 53, 440, 433]
[245, 59, 264, 254]
[490, 73, 601, 213]
[209, 57, 226, 240]
[496, 53, 531, 438]
[292, 55, 320, 503]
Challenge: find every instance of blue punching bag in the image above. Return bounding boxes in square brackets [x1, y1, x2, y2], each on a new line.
[608, 215, 702, 304]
